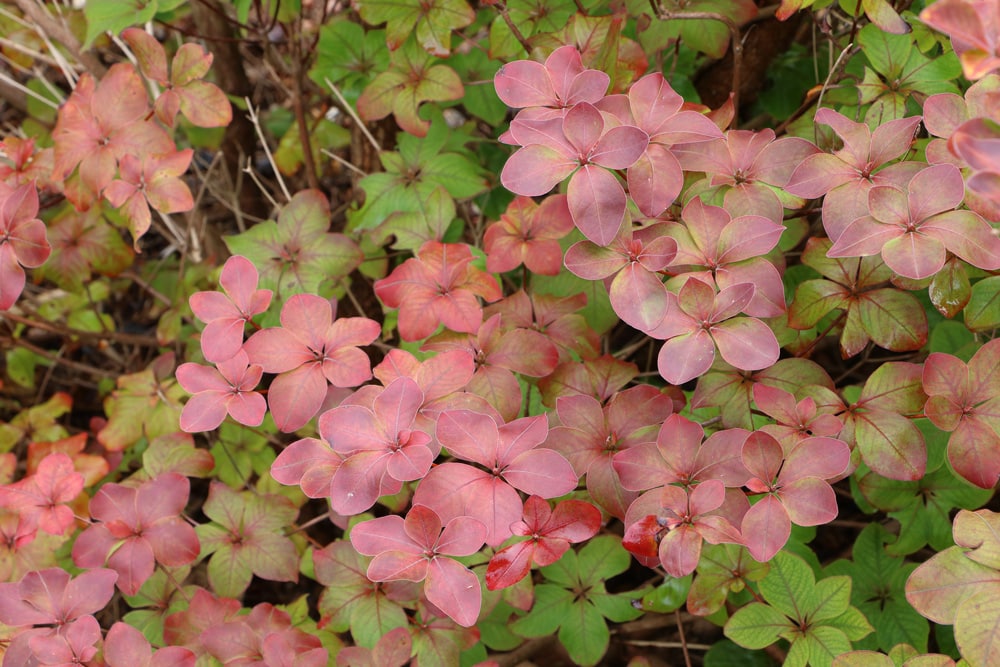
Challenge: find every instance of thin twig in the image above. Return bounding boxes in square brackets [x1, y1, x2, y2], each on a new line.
[324, 77, 381, 155]
[243, 156, 282, 210]
[622, 640, 714, 650]
[321, 148, 368, 177]
[245, 97, 292, 201]
[675, 609, 692, 667]
[1, 337, 118, 379]
[0, 35, 73, 70]
[0, 70, 58, 109]
[1, 310, 162, 347]
[120, 271, 173, 308]
[813, 41, 856, 141]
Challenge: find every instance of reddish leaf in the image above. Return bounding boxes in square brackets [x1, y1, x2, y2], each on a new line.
[494, 45, 609, 110]
[244, 294, 379, 431]
[176, 350, 266, 432]
[189, 255, 272, 363]
[740, 494, 790, 563]
[375, 241, 502, 341]
[484, 195, 574, 275]
[104, 621, 195, 667]
[72, 473, 199, 595]
[0, 452, 84, 537]
[0, 182, 51, 310]
[352, 506, 486, 627]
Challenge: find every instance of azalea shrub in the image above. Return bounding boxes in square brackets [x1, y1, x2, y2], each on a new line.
[1, 0, 1000, 665]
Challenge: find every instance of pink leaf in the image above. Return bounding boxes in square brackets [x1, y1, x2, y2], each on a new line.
[711, 317, 780, 371]
[436, 409, 499, 467]
[628, 144, 684, 217]
[485, 540, 535, 590]
[567, 164, 626, 246]
[657, 330, 715, 385]
[741, 431, 783, 483]
[658, 524, 703, 577]
[589, 126, 649, 170]
[494, 60, 556, 108]
[779, 477, 839, 526]
[740, 495, 790, 562]
[609, 263, 669, 332]
[425, 557, 482, 627]
[502, 448, 578, 497]
[500, 144, 577, 197]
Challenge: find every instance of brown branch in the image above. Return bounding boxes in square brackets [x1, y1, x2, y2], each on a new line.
[190, 0, 269, 219]
[291, 22, 320, 191]
[1, 336, 118, 379]
[493, 1, 533, 55]
[0, 311, 162, 348]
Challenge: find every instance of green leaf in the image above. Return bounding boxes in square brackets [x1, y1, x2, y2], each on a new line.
[758, 551, 816, 621]
[224, 189, 362, 297]
[5, 347, 38, 389]
[825, 524, 926, 651]
[313, 542, 408, 647]
[450, 49, 506, 126]
[798, 624, 853, 667]
[827, 606, 875, 643]
[929, 320, 976, 360]
[356, 36, 464, 137]
[807, 576, 853, 624]
[84, 0, 158, 48]
[141, 433, 215, 480]
[788, 280, 850, 329]
[479, 600, 524, 651]
[211, 422, 273, 487]
[558, 600, 610, 667]
[274, 117, 350, 177]
[422, 152, 490, 199]
[689, 544, 770, 617]
[538, 546, 578, 589]
[510, 584, 574, 637]
[965, 276, 1000, 332]
[725, 602, 793, 649]
[309, 21, 389, 102]
[355, 0, 475, 56]
[858, 288, 928, 352]
[198, 482, 299, 597]
[577, 535, 632, 584]
[851, 409, 926, 481]
[98, 362, 186, 452]
[641, 575, 692, 613]
[859, 23, 913, 78]
[588, 590, 644, 623]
